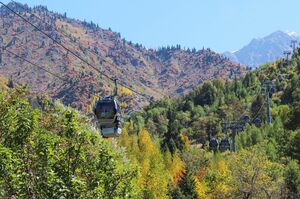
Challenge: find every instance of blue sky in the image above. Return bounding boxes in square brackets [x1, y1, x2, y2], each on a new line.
[2, 0, 300, 52]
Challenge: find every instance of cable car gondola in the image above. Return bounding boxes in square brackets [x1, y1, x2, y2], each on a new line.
[209, 138, 219, 151]
[242, 115, 251, 124]
[219, 138, 231, 152]
[253, 118, 262, 128]
[94, 79, 122, 138]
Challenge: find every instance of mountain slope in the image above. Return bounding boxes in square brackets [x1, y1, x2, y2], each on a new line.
[224, 30, 300, 68]
[0, 2, 243, 111]
[121, 47, 300, 198]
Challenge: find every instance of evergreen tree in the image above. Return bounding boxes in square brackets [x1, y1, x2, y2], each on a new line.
[161, 109, 184, 153]
[284, 160, 300, 196]
[194, 82, 217, 106]
[288, 130, 300, 162]
[251, 94, 265, 120]
[171, 171, 198, 199]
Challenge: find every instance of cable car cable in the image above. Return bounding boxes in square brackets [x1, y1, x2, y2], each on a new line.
[0, 1, 153, 100]
[10, 3, 166, 100]
[0, 1, 110, 79]
[11, 0, 111, 66]
[4, 47, 70, 83]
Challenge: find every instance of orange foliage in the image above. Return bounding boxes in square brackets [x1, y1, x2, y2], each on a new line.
[167, 151, 185, 187]
[196, 167, 207, 181]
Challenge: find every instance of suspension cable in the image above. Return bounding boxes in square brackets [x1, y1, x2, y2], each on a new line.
[0, 1, 152, 100]
[4, 47, 70, 83]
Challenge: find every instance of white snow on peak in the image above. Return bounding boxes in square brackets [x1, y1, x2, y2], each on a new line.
[286, 31, 300, 37]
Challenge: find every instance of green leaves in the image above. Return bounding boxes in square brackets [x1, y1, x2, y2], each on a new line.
[229, 147, 284, 198]
[0, 88, 138, 198]
[194, 82, 218, 106]
[284, 159, 300, 195]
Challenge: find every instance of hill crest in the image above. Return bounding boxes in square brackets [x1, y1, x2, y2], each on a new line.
[0, 2, 243, 110]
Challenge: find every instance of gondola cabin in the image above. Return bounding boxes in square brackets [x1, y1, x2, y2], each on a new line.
[94, 97, 121, 138]
[209, 138, 219, 151]
[242, 115, 251, 124]
[253, 118, 262, 128]
[219, 138, 231, 152]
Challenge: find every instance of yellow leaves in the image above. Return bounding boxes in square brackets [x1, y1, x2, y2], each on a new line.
[138, 128, 157, 157]
[195, 177, 208, 199]
[119, 86, 133, 96]
[229, 147, 284, 198]
[213, 184, 232, 199]
[139, 159, 151, 188]
[136, 129, 169, 198]
[195, 158, 233, 198]
[217, 160, 229, 177]
[168, 151, 185, 187]
[180, 133, 190, 150]
[119, 101, 127, 110]
[118, 125, 129, 148]
[211, 160, 233, 198]
[118, 128, 169, 198]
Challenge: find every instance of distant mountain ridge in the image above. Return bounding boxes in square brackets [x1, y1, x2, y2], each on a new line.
[224, 30, 300, 68]
[0, 2, 243, 110]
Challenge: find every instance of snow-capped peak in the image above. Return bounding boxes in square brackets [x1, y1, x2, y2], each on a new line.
[286, 31, 300, 37]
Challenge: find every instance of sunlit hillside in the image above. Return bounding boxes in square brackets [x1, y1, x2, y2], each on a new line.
[0, 2, 243, 111]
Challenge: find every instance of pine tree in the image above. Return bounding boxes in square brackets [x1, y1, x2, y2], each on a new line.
[284, 160, 300, 195]
[171, 171, 198, 199]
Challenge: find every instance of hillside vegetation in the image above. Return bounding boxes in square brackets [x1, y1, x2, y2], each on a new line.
[120, 49, 300, 198]
[1, 49, 299, 198]
[0, 2, 242, 110]
[1, 2, 300, 199]
[0, 83, 139, 198]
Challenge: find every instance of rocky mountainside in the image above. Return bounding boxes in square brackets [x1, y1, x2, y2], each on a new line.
[0, 2, 243, 111]
[224, 30, 300, 68]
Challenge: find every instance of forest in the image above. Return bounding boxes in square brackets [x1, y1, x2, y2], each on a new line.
[1, 50, 300, 198]
[121, 49, 300, 198]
